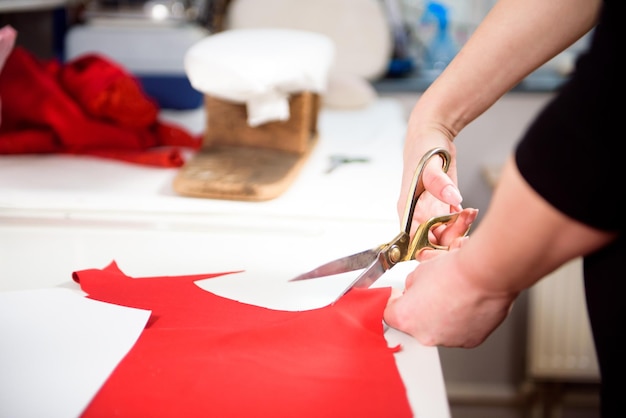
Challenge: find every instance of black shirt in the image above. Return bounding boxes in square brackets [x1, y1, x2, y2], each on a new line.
[515, 1, 623, 416]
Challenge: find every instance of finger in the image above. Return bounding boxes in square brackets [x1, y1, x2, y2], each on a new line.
[423, 157, 462, 209]
[383, 289, 411, 331]
[413, 190, 451, 227]
[415, 210, 475, 261]
[414, 248, 445, 262]
[438, 208, 478, 245]
[403, 262, 423, 288]
[388, 287, 402, 302]
[383, 298, 399, 329]
[427, 207, 477, 247]
[448, 235, 469, 250]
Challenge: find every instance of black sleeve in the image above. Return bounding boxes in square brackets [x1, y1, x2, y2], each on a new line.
[515, 0, 624, 232]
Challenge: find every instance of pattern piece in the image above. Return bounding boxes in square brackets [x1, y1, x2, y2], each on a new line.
[73, 261, 412, 418]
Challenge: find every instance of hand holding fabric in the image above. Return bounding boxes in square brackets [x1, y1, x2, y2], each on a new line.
[384, 246, 516, 348]
[386, 156, 614, 347]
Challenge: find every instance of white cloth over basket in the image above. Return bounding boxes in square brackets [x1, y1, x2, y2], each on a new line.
[184, 28, 335, 127]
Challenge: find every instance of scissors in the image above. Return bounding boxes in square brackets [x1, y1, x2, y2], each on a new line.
[289, 147, 471, 303]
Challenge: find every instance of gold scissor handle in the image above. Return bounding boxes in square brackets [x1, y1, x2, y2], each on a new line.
[407, 213, 466, 258]
[400, 147, 452, 235]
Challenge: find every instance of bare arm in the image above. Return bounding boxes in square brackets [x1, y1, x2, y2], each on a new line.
[398, 0, 601, 229]
[385, 156, 615, 347]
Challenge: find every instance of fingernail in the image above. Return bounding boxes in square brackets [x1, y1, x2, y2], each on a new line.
[442, 184, 463, 207]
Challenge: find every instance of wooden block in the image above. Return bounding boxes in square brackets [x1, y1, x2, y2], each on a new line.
[203, 92, 320, 155]
[172, 92, 320, 201]
[172, 138, 317, 201]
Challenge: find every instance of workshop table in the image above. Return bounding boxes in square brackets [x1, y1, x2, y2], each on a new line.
[0, 98, 450, 418]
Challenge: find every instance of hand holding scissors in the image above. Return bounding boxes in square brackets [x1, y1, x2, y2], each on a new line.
[290, 148, 474, 302]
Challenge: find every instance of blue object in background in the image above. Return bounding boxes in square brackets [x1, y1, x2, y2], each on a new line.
[52, 6, 68, 61]
[383, 0, 416, 78]
[387, 57, 416, 78]
[138, 75, 203, 110]
[421, 2, 458, 71]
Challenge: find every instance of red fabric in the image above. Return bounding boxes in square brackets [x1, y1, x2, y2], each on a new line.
[0, 129, 188, 167]
[58, 54, 159, 129]
[0, 128, 59, 153]
[72, 261, 413, 418]
[82, 148, 185, 167]
[0, 47, 201, 167]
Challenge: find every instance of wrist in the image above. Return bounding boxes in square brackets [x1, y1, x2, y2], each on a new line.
[454, 242, 519, 300]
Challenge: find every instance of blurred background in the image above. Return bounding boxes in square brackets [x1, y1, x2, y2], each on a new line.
[0, 1, 598, 417]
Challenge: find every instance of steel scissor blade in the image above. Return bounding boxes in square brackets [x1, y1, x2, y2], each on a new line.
[288, 248, 380, 282]
[333, 253, 388, 303]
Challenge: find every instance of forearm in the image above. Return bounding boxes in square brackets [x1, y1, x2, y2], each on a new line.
[389, 0, 607, 346]
[398, 0, 601, 221]
[409, 0, 601, 140]
[385, 157, 615, 347]
[458, 156, 615, 294]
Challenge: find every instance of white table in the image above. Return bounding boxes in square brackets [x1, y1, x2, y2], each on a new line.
[0, 98, 450, 417]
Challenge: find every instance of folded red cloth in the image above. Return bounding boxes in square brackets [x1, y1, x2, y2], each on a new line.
[58, 53, 159, 129]
[0, 128, 59, 154]
[0, 47, 201, 167]
[83, 148, 185, 167]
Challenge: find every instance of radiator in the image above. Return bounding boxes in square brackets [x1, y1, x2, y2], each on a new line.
[527, 257, 600, 381]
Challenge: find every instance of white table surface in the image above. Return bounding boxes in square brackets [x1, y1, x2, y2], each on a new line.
[0, 98, 450, 418]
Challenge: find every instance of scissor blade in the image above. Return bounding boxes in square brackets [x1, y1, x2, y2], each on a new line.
[289, 248, 379, 281]
[334, 254, 387, 302]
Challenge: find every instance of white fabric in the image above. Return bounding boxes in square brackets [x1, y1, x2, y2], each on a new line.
[184, 28, 334, 126]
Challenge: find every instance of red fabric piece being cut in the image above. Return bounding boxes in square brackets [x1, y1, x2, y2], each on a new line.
[72, 261, 413, 418]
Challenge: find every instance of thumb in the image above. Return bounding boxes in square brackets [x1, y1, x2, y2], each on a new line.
[383, 291, 402, 330]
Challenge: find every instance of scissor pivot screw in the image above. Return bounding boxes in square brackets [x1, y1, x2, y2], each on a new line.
[389, 246, 402, 263]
